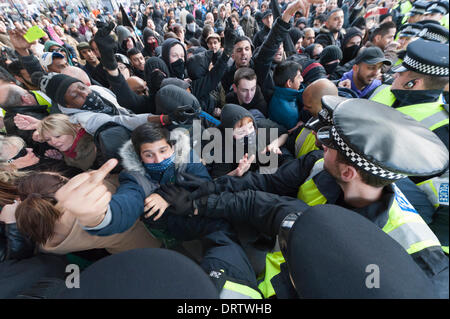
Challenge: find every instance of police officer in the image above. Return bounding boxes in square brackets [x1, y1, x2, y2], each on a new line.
[59, 206, 438, 299]
[158, 97, 449, 298]
[369, 39, 449, 147]
[396, 23, 423, 51]
[423, 1, 449, 28]
[418, 23, 449, 43]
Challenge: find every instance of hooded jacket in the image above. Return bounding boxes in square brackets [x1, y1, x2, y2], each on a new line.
[44, 40, 75, 66]
[85, 130, 210, 237]
[315, 27, 345, 48]
[160, 38, 187, 79]
[269, 86, 302, 130]
[186, 50, 229, 114]
[141, 27, 162, 58]
[116, 25, 135, 55]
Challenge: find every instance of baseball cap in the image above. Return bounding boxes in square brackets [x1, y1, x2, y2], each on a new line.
[354, 47, 392, 66]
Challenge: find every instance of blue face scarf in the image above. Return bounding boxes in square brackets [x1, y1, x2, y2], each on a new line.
[143, 153, 175, 173]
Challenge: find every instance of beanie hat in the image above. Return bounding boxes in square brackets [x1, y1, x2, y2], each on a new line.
[296, 17, 308, 27]
[351, 16, 366, 30]
[289, 28, 304, 45]
[319, 45, 343, 65]
[342, 27, 363, 48]
[186, 13, 195, 24]
[301, 59, 327, 85]
[39, 72, 82, 106]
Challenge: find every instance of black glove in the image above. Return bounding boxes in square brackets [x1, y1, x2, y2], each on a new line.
[176, 172, 217, 199]
[94, 21, 118, 70]
[223, 17, 237, 56]
[155, 184, 194, 216]
[168, 105, 198, 124]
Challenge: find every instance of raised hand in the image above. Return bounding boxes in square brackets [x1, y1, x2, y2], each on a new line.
[8, 28, 32, 56]
[55, 158, 118, 227]
[14, 113, 40, 131]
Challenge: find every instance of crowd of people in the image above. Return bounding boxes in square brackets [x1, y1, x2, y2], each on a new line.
[0, 0, 449, 299]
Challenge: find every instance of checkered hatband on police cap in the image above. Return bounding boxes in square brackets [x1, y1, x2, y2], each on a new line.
[331, 126, 407, 180]
[403, 55, 449, 76]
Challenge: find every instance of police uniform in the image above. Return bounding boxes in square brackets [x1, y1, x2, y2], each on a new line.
[182, 98, 449, 298]
[401, 1, 428, 24]
[393, 23, 423, 66]
[293, 96, 347, 159]
[418, 23, 449, 43]
[369, 39, 449, 145]
[424, 1, 449, 29]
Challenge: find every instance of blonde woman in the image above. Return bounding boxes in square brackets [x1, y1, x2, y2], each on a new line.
[0, 135, 40, 172]
[13, 113, 99, 171]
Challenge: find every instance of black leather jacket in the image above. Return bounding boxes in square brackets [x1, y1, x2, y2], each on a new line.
[0, 222, 35, 262]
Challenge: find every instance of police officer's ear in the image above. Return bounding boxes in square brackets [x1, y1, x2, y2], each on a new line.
[338, 163, 358, 182]
[404, 79, 417, 89]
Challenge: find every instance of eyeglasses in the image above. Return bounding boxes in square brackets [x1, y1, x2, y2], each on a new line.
[7, 147, 28, 163]
[49, 47, 62, 53]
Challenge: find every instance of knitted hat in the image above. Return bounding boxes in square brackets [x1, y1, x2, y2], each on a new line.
[319, 45, 343, 65]
[350, 16, 366, 30]
[39, 72, 82, 106]
[301, 59, 327, 85]
[295, 17, 308, 27]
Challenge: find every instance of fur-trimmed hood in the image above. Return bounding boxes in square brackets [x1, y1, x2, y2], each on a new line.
[119, 128, 192, 175]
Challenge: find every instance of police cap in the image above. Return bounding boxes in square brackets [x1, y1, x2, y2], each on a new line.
[392, 39, 449, 77]
[316, 97, 449, 180]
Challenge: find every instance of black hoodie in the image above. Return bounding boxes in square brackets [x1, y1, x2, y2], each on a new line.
[161, 38, 187, 79]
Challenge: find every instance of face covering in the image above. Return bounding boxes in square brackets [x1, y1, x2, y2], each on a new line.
[170, 58, 185, 79]
[149, 69, 167, 93]
[324, 61, 339, 75]
[186, 22, 196, 33]
[342, 44, 360, 65]
[81, 91, 117, 115]
[147, 41, 158, 52]
[143, 152, 175, 172]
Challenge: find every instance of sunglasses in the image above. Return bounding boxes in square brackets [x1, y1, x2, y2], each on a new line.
[49, 47, 63, 53]
[7, 147, 28, 163]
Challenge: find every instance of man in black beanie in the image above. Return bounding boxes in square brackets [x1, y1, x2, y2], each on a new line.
[340, 27, 363, 65]
[318, 45, 342, 79]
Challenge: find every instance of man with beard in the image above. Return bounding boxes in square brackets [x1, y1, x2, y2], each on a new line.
[338, 47, 391, 98]
[315, 8, 345, 48]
